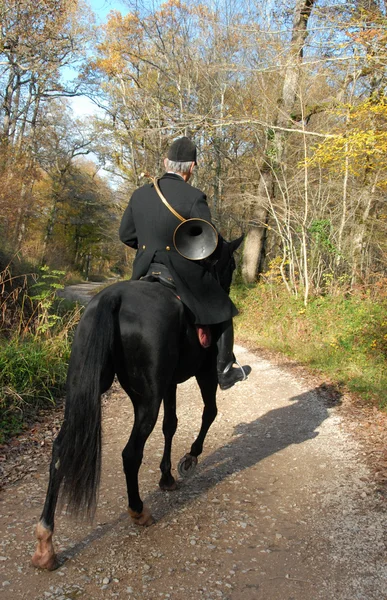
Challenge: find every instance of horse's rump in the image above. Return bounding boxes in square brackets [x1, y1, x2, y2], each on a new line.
[114, 281, 186, 387]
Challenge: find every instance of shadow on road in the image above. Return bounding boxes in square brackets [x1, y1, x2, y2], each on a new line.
[151, 384, 337, 519]
[57, 383, 339, 565]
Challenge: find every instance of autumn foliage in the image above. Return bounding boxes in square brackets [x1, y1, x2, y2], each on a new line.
[0, 0, 386, 291]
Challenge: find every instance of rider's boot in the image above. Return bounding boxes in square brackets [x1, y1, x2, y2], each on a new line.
[217, 320, 251, 391]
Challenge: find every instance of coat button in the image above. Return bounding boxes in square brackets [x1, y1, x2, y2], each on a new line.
[166, 246, 170, 250]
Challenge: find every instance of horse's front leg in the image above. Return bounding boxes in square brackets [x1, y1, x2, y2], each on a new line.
[159, 384, 178, 491]
[178, 363, 218, 477]
[31, 428, 65, 570]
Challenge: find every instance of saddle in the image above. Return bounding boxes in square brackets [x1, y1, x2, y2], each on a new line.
[141, 263, 176, 289]
[141, 263, 211, 348]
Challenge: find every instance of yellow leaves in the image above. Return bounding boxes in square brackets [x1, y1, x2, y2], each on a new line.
[347, 28, 387, 45]
[101, 10, 143, 52]
[308, 132, 387, 177]
[95, 10, 146, 78]
[156, 0, 191, 24]
[329, 98, 387, 123]
[160, 0, 186, 10]
[191, 4, 212, 20]
[94, 56, 124, 78]
[349, 97, 387, 119]
[306, 97, 387, 185]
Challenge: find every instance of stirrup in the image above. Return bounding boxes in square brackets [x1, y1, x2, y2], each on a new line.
[218, 364, 252, 390]
[234, 358, 248, 380]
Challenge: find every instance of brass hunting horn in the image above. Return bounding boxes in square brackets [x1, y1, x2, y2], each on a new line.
[153, 178, 218, 261]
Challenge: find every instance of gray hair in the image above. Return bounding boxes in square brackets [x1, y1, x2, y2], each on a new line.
[164, 158, 193, 175]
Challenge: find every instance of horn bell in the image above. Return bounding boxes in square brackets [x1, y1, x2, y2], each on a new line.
[173, 218, 218, 261]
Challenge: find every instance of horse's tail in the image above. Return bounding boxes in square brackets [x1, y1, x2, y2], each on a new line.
[58, 293, 121, 518]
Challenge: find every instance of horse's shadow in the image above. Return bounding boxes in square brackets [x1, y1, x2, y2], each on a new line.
[151, 383, 337, 519]
[57, 383, 339, 564]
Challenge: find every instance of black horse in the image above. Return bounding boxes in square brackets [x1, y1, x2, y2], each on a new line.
[31, 235, 244, 570]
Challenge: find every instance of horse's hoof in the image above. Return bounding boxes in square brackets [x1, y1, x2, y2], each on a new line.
[32, 521, 59, 570]
[31, 550, 59, 571]
[178, 453, 198, 478]
[159, 475, 178, 491]
[128, 505, 155, 527]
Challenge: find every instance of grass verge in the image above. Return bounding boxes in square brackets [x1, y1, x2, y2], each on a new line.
[0, 257, 82, 443]
[0, 336, 71, 443]
[232, 284, 387, 409]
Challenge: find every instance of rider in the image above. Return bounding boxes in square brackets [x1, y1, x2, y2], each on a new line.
[119, 136, 251, 390]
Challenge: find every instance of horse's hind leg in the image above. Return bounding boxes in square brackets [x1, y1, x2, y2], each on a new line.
[178, 368, 218, 477]
[31, 428, 65, 570]
[159, 384, 178, 491]
[121, 394, 161, 526]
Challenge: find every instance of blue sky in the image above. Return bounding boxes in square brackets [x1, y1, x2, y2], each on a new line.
[67, 0, 132, 176]
[69, 1, 160, 117]
[88, 0, 129, 21]
[69, 0, 130, 117]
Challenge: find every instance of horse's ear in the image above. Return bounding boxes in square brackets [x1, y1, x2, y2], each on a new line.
[229, 234, 244, 254]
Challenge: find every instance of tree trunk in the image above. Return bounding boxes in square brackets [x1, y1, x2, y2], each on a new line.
[242, 0, 316, 283]
[351, 183, 377, 287]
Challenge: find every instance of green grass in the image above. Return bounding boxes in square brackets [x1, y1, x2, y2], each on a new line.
[0, 258, 81, 443]
[231, 284, 387, 409]
[0, 336, 72, 442]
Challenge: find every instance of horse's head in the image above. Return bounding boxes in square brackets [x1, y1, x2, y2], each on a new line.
[215, 234, 244, 294]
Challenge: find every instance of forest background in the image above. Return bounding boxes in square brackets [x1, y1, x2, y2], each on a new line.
[1, 0, 386, 441]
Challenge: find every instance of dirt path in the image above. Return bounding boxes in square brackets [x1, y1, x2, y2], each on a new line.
[0, 284, 386, 599]
[56, 281, 105, 305]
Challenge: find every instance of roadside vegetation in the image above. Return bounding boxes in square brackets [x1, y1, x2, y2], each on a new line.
[0, 256, 81, 443]
[1, 252, 386, 445]
[232, 279, 387, 410]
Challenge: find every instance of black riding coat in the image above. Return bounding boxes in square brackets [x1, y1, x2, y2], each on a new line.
[119, 172, 238, 325]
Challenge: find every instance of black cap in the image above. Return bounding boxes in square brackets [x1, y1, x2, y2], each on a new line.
[167, 137, 197, 165]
